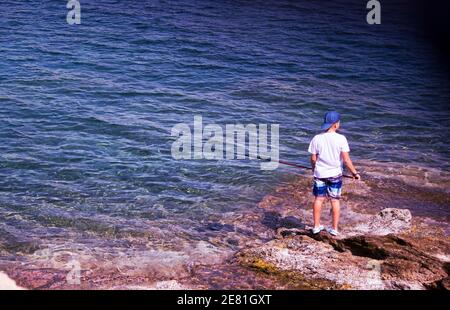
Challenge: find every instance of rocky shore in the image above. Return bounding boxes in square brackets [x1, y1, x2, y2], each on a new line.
[235, 208, 449, 290]
[1, 168, 449, 290]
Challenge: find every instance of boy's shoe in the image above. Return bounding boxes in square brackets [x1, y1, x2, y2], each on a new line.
[327, 228, 339, 236]
[311, 225, 324, 234]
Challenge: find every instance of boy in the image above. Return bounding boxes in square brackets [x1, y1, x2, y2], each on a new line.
[308, 111, 360, 236]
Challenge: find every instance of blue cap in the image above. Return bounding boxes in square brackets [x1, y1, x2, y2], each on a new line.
[321, 111, 341, 130]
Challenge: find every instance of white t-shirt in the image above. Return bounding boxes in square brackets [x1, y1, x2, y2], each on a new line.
[308, 132, 350, 178]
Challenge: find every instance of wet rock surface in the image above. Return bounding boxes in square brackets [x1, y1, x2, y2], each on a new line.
[0, 228, 40, 255]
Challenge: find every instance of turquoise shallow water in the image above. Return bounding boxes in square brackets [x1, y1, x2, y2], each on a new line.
[0, 0, 449, 286]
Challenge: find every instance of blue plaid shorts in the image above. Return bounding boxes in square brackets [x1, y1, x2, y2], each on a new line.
[313, 175, 343, 199]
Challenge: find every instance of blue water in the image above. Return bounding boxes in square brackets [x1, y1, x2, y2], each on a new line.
[0, 0, 449, 286]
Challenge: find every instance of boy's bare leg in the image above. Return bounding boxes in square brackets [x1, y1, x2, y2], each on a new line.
[313, 197, 325, 228]
[330, 198, 340, 230]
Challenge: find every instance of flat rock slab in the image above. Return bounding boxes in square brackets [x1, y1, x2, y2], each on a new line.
[347, 208, 412, 236]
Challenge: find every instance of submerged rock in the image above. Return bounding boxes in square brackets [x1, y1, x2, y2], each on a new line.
[0, 228, 40, 255]
[262, 211, 305, 230]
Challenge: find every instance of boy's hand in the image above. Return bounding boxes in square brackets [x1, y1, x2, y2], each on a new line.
[352, 172, 361, 180]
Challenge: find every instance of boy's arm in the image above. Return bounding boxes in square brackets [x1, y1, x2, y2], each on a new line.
[308, 137, 317, 174]
[310, 154, 317, 173]
[341, 152, 361, 180]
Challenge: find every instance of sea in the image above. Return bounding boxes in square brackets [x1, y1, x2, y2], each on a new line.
[0, 0, 449, 288]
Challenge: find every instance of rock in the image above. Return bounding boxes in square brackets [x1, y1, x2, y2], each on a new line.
[236, 235, 386, 289]
[226, 238, 239, 246]
[234, 170, 449, 290]
[112, 280, 192, 290]
[236, 232, 449, 290]
[262, 211, 305, 230]
[205, 222, 234, 232]
[0, 228, 40, 254]
[425, 275, 450, 290]
[339, 235, 447, 287]
[272, 208, 412, 239]
[5, 268, 70, 289]
[0, 272, 25, 290]
[152, 280, 190, 290]
[348, 208, 412, 236]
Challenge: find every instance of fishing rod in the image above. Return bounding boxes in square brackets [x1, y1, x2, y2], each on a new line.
[258, 157, 354, 179]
